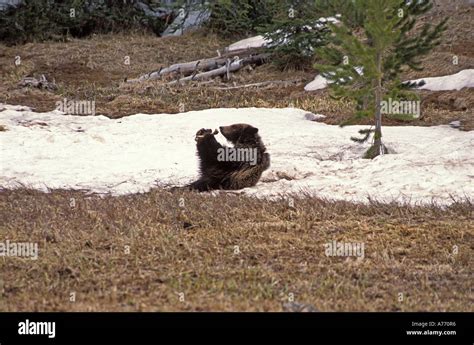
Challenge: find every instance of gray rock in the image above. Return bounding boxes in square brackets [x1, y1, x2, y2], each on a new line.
[449, 120, 462, 129]
[304, 112, 326, 122]
[162, 1, 210, 37]
[135, 1, 172, 18]
[283, 302, 318, 312]
[0, 0, 21, 11]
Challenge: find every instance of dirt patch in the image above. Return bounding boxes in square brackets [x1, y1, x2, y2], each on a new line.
[43, 61, 111, 87]
[1, 88, 60, 113]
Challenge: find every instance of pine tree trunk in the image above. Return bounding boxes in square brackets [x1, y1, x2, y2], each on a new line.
[365, 51, 387, 159]
[374, 50, 384, 155]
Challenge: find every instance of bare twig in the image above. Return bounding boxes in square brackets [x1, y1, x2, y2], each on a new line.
[210, 79, 303, 90]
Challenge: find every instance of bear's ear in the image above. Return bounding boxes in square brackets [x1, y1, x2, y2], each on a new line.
[247, 126, 259, 135]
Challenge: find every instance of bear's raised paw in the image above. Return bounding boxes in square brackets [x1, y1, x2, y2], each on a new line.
[195, 128, 218, 142]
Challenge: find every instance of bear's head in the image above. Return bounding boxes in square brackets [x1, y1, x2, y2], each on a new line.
[219, 123, 259, 145]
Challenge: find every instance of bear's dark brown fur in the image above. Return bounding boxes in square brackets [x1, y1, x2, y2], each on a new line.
[188, 123, 270, 192]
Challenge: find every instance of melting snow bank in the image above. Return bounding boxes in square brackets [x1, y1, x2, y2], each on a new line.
[305, 69, 474, 92]
[0, 104, 473, 205]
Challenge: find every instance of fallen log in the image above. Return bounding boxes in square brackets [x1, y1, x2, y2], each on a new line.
[127, 48, 259, 83]
[19, 74, 57, 91]
[166, 53, 269, 85]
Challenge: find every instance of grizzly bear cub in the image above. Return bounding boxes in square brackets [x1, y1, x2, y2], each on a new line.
[188, 123, 270, 192]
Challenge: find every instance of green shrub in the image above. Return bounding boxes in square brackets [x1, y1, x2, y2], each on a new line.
[315, 0, 366, 28]
[0, 0, 167, 45]
[205, 0, 279, 37]
[259, 1, 330, 70]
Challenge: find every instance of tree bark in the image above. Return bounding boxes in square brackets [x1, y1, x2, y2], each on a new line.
[375, 51, 383, 154]
[366, 51, 387, 159]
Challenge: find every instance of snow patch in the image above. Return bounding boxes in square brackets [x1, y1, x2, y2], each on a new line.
[0, 105, 473, 205]
[304, 75, 329, 91]
[408, 69, 474, 91]
[227, 35, 270, 51]
[305, 69, 474, 92]
[227, 16, 339, 52]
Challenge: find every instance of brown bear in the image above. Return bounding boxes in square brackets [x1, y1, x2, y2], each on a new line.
[188, 123, 270, 192]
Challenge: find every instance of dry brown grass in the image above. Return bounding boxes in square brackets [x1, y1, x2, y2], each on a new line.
[0, 188, 472, 312]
